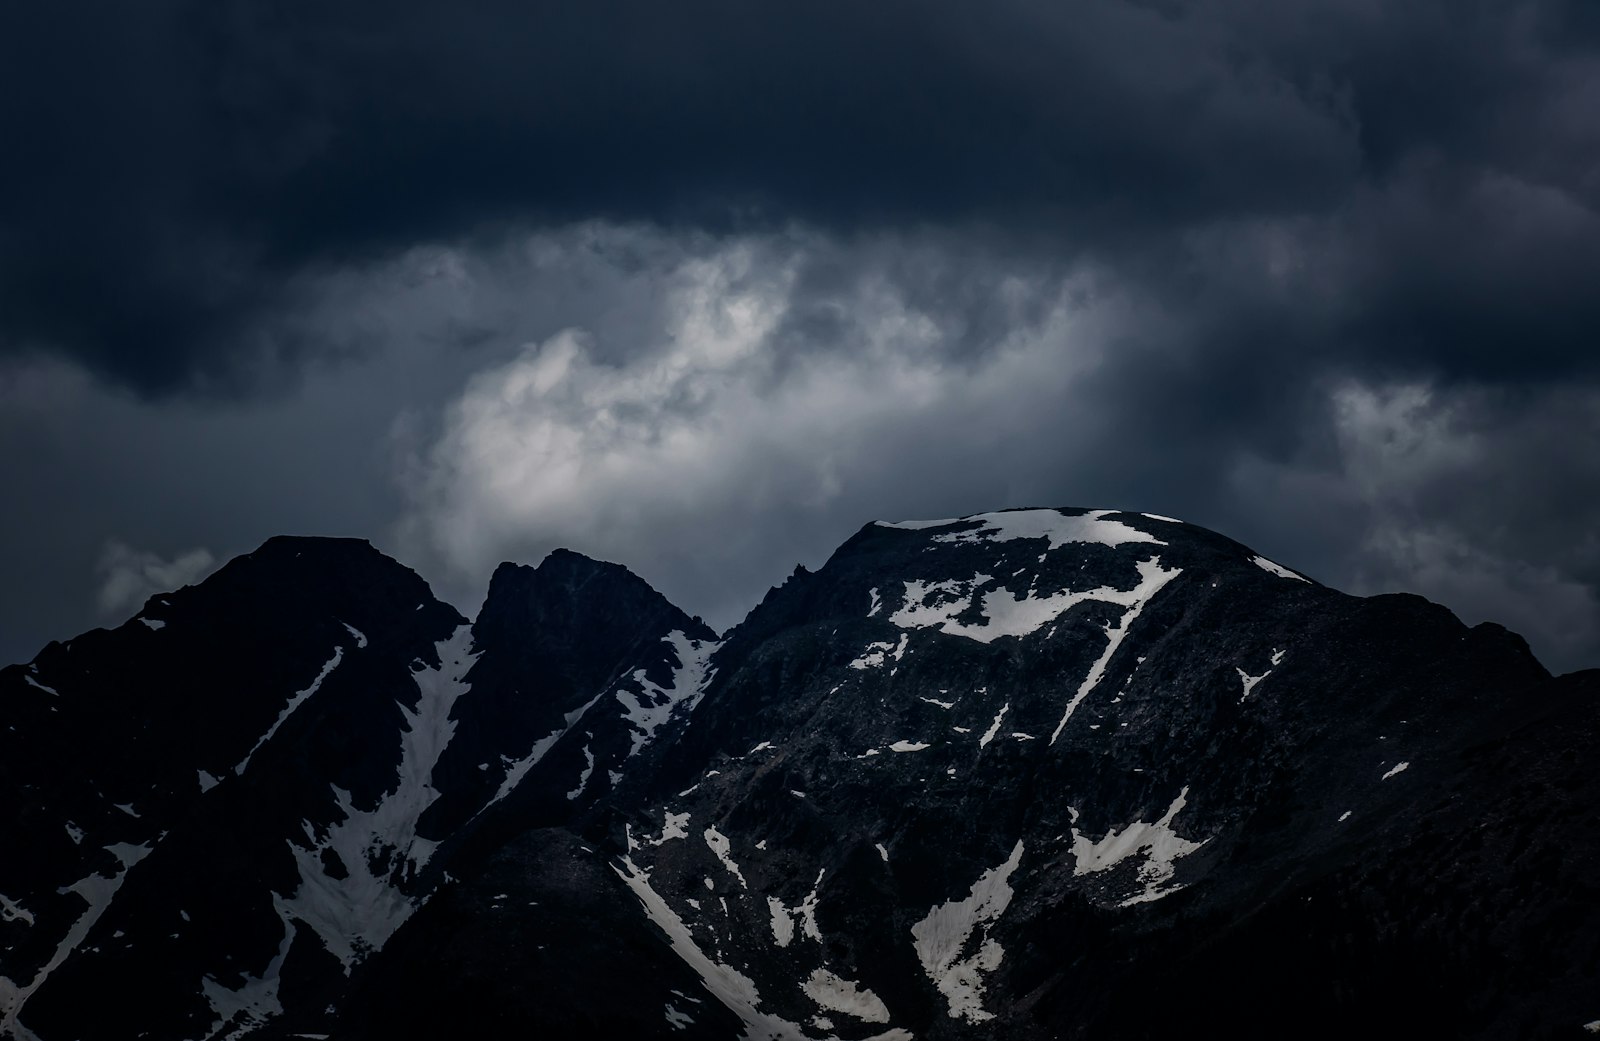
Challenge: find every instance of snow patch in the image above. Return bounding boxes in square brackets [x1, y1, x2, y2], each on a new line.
[877, 517, 967, 530]
[23, 674, 58, 696]
[867, 587, 882, 616]
[566, 740, 596, 801]
[1251, 555, 1308, 582]
[911, 840, 1024, 1023]
[891, 558, 1181, 653]
[1069, 787, 1207, 906]
[1049, 559, 1183, 743]
[617, 633, 721, 757]
[616, 858, 911, 1041]
[0, 893, 34, 927]
[493, 685, 609, 807]
[802, 968, 891, 1024]
[1381, 761, 1410, 780]
[0, 843, 152, 1038]
[892, 573, 1110, 644]
[800, 873, 823, 941]
[1237, 666, 1271, 702]
[979, 704, 1009, 748]
[274, 625, 476, 972]
[634, 810, 691, 849]
[704, 828, 747, 889]
[880, 509, 1164, 552]
[341, 623, 368, 649]
[200, 904, 294, 1040]
[197, 770, 221, 793]
[235, 648, 345, 777]
[848, 634, 908, 670]
[139, 617, 166, 631]
[767, 897, 796, 947]
[765, 872, 824, 948]
[889, 740, 930, 753]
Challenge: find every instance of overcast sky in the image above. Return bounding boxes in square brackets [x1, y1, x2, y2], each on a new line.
[2, 0, 1598, 673]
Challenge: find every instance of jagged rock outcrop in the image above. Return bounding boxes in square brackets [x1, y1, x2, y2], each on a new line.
[2, 510, 1596, 1041]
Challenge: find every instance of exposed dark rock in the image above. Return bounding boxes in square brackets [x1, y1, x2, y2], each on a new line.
[2, 510, 1595, 1041]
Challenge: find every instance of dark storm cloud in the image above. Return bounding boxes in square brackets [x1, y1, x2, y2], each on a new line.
[2, 0, 1598, 674]
[7, 0, 1597, 391]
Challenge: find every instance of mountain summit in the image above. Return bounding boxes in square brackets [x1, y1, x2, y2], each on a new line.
[2, 509, 1596, 1040]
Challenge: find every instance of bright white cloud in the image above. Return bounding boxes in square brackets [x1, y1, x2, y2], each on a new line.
[394, 232, 1114, 628]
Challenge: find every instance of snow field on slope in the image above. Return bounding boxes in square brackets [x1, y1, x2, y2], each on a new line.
[617, 632, 721, 758]
[1068, 787, 1207, 906]
[878, 509, 1164, 551]
[275, 625, 477, 973]
[1, 842, 153, 1040]
[910, 841, 1025, 1024]
[615, 858, 912, 1041]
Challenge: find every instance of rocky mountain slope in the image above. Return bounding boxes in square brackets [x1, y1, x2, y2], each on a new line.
[2, 509, 1596, 1040]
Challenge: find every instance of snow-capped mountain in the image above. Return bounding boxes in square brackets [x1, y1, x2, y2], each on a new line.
[2, 510, 1597, 1040]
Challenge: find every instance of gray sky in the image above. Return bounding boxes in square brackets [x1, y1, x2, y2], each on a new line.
[2, 1, 1597, 672]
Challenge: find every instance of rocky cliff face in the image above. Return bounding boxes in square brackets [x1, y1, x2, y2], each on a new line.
[2, 510, 1596, 1040]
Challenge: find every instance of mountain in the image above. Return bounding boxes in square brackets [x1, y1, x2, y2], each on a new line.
[2, 509, 1596, 1040]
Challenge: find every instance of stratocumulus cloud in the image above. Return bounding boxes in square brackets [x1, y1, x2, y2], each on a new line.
[393, 233, 1112, 628]
[0, 2, 1597, 671]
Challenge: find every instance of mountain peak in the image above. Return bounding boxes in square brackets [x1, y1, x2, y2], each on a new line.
[865, 506, 1302, 576]
[3, 509, 1595, 1041]
[239, 533, 396, 573]
[482, 549, 716, 644]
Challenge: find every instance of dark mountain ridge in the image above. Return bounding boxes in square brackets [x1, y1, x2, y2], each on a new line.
[2, 509, 1595, 1040]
